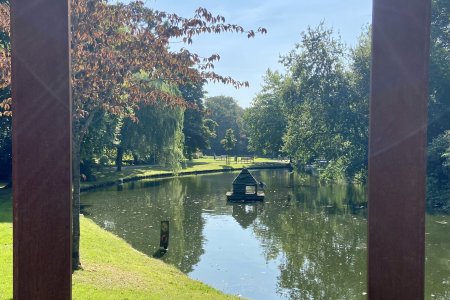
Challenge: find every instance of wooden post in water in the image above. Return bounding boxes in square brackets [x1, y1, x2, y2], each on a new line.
[11, 0, 72, 299]
[160, 221, 170, 250]
[369, 0, 430, 299]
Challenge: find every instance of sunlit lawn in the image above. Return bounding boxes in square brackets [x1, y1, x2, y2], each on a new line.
[82, 157, 286, 189]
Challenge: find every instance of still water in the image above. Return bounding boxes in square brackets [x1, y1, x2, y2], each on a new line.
[81, 169, 450, 299]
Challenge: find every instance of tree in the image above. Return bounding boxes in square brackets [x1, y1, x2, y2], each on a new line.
[180, 81, 217, 159]
[427, 130, 450, 210]
[342, 27, 371, 181]
[115, 78, 185, 171]
[280, 23, 352, 171]
[117, 101, 185, 171]
[0, 0, 11, 182]
[0, 0, 10, 115]
[221, 128, 237, 164]
[0, 114, 11, 181]
[244, 69, 287, 157]
[205, 96, 245, 155]
[79, 110, 120, 180]
[69, 0, 265, 269]
[428, 0, 450, 142]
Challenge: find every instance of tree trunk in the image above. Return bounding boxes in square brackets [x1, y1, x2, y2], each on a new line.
[72, 113, 96, 271]
[72, 135, 81, 270]
[132, 153, 139, 165]
[116, 145, 123, 172]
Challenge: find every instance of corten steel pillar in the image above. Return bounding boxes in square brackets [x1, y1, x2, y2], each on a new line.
[11, 0, 72, 299]
[369, 0, 430, 299]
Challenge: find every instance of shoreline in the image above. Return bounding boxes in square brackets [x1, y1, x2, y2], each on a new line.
[80, 162, 290, 192]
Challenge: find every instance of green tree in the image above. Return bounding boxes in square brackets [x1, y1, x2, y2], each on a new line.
[115, 78, 185, 171]
[428, 0, 450, 142]
[427, 131, 450, 211]
[180, 81, 217, 159]
[117, 101, 185, 171]
[221, 128, 237, 164]
[0, 115, 11, 181]
[426, 0, 450, 211]
[80, 111, 120, 179]
[244, 69, 287, 157]
[281, 23, 353, 177]
[344, 27, 371, 181]
[205, 96, 245, 155]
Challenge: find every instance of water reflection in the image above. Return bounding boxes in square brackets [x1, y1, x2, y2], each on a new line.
[232, 204, 260, 229]
[82, 177, 205, 273]
[81, 169, 450, 300]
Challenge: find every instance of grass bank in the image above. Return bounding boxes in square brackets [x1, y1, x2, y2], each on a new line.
[81, 157, 288, 191]
[0, 190, 238, 299]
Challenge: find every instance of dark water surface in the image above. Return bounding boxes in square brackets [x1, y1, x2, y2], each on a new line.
[81, 169, 450, 299]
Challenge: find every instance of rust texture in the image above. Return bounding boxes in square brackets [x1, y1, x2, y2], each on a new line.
[11, 0, 72, 299]
[369, 0, 430, 299]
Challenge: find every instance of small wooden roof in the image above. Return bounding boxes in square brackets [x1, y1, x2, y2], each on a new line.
[233, 168, 258, 186]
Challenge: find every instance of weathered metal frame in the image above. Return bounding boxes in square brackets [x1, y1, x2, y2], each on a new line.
[9, 0, 431, 298]
[11, 0, 72, 299]
[368, 0, 430, 299]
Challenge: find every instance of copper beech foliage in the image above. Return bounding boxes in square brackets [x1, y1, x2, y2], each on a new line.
[0, 1, 11, 117]
[0, 0, 266, 120]
[71, 0, 266, 124]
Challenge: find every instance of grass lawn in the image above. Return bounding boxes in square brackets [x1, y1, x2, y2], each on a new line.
[0, 190, 238, 299]
[82, 157, 287, 189]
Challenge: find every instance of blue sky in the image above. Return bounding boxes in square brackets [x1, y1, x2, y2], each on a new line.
[144, 0, 372, 107]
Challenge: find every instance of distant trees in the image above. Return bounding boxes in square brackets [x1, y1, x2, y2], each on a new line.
[205, 96, 246, 155]
[180, 82, 217, 159]
[221, 128, 237, 163]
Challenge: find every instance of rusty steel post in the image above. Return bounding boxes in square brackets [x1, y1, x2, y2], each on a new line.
[11, 0, 72, 299]
[369, 0, 430, 299]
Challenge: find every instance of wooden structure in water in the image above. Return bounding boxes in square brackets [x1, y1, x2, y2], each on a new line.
[226, 168, 264, 202]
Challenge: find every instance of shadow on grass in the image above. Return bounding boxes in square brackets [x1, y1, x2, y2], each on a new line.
[183, 161, 210, 167]
[0, 188, 12, 223]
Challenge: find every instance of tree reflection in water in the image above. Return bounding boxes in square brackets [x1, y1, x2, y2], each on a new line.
[252, 171, 367, 299]
[81, 170, 450, 300]
[81, 177, 205, 273]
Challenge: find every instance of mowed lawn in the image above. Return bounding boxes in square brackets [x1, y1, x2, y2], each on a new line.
[0, 190, 239, 299]
[82, 157, 286, 189]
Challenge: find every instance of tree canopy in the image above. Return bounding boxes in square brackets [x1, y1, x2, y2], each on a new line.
[244, 69, 286, 157]
[0, 0, 11, 181]
[205, 95, 246, 155]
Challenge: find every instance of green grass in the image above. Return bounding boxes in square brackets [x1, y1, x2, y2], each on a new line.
[0, 190, 239, 299]
[82, 157, 286, 189]
[0, 190, 13, 300]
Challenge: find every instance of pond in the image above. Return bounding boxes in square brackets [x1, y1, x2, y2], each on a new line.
[81, 169, 450, 300]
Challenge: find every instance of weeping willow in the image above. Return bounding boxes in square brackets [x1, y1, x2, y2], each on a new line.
[118, 78, 185, 172]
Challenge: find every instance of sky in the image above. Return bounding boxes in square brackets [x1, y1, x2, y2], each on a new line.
[144, 0, 373, 108]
